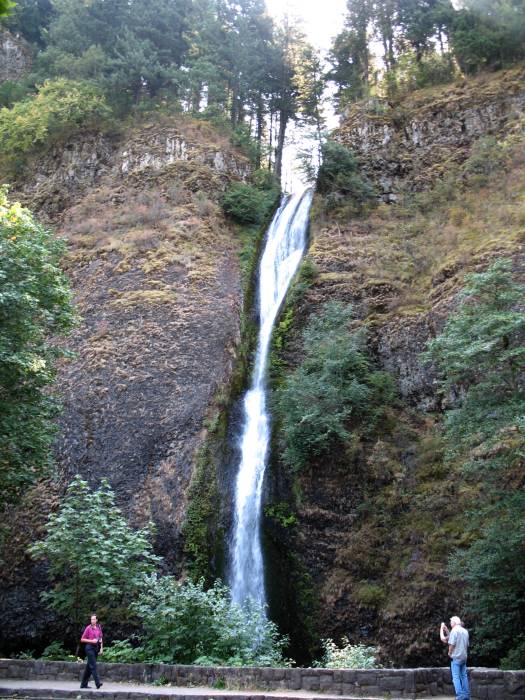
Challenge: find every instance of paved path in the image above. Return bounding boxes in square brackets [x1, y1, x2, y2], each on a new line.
[0, 679, 456, 700]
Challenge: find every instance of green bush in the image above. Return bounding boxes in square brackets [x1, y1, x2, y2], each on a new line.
[222, 182, 275, 225]
[316, 141, 376, 211]
[103, 639, 146, 663]
[40, 641, 77, 662]
[0, 78, 112, 164]
[275, 302, 395, 471]
[314, 637, 379, 669]
[132, 575, 289, 666]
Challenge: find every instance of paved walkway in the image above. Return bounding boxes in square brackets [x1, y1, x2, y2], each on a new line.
[0, 679, 456, 700]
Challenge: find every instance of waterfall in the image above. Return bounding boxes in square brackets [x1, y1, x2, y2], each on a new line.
[230, 188, 314, 608]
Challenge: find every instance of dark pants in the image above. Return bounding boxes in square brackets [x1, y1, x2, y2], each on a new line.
[81, 645, 101, 687]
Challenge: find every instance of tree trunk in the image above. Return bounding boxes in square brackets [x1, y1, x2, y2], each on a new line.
[274, 111, 288, 182]
[256, 99, 264, 169]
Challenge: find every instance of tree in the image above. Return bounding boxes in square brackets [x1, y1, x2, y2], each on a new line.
[0, 189, 75, 509]
[424, 259, 525, 666]
[450, 0, 525, 72]
[3, 0, 54, 46]
[28, 475, 161, 631]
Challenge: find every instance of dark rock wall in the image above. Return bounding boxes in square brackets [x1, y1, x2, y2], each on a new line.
[0, 119, 250, 654]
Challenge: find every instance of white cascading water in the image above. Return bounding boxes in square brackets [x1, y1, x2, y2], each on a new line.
[230, 188, 314, 608]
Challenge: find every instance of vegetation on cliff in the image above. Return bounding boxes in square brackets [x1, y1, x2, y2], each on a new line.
[0, 188, 75, 511]
[275, 301, 395, 472]
[425, 260, 525, 668]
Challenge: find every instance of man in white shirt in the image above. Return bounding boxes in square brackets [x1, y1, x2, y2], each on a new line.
[440, 615, 470, 700]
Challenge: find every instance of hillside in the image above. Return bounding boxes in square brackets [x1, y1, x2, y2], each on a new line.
[263, 66, 525, 666]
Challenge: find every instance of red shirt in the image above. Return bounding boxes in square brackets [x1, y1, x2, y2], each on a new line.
[82, 624, 102, 643]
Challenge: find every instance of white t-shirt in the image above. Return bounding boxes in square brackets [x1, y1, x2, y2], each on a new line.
[449, 625, 469, 662]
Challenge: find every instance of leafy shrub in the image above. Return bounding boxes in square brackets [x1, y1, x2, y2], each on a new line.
[0, 80, 31, 109]
[275, 302, 395, 471]
[28, 475, 161, 628]
[222, 182, 275, 225]
[0, 78, 112, 164]
[501, 636, 525, 671]
[132, 575, 289, 666]
[317, 141, 376, 213]
[102, 639, 145, 663]
[40, 641, 77, 661]
[314, 637, 379, 669]
[0, 189, 75, 509]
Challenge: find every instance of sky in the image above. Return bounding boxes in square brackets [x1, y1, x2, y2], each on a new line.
[265, 0, 347, 53]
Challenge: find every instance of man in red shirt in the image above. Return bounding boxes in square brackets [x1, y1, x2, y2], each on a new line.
[80, 614, 103, 689]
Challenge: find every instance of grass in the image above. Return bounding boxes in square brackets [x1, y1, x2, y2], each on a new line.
[308, 118, 525, 321]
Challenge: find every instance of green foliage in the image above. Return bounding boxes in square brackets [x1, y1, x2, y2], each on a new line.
[275, 302, 395, 471]
[424, 259, 525, 666]
[0, 81, 32, 109]
[152, 677, 170, 686]
[463, 136, 507, 186]
[264, 502, 297, 528]
[501, 635, 525, 671]
[451, 1, 525, 73]
[314, 637, 379, 669]
[101, 639, 143, 663]
[381, 49, 457, 95]
[0, 0, 14, 17]
[132, 575, 290, 666]
[40, 641, 77, 661]
[316, 141, 376, 212]
[330, 0, 525, 105]
[424, 259, 525, 469]
[182, 447, 219, 583]
[222, 182, 278, 225]
[0, 79, 112, 165]
[451, 494, 525, 666]
[28, 475, 161, 628]
[0, 189, 75, 509]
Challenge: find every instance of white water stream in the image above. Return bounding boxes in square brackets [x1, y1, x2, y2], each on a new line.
[230, 188, 314, 608]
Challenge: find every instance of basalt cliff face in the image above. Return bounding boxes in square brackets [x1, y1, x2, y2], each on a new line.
[265, 67, 525, 666]
[0, 117, 251, 653]
[1, 67, 524, 666]
[0, 28, 32, 84]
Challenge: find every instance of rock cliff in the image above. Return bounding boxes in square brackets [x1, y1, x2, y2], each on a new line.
[0, 116, 252, 654]
[337, 65, 525, 200]
[265, 67, 525, 666]
[0, 29, 32, 84]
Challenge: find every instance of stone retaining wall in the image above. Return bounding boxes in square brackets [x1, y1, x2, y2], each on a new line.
[1, 659, 524, 699]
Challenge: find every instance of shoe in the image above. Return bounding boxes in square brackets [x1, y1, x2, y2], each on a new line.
[80, 685, 89, 689]
[96, 683, 103, 689]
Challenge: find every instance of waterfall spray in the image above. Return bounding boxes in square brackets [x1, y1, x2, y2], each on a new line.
[230, 188, 314, 608]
